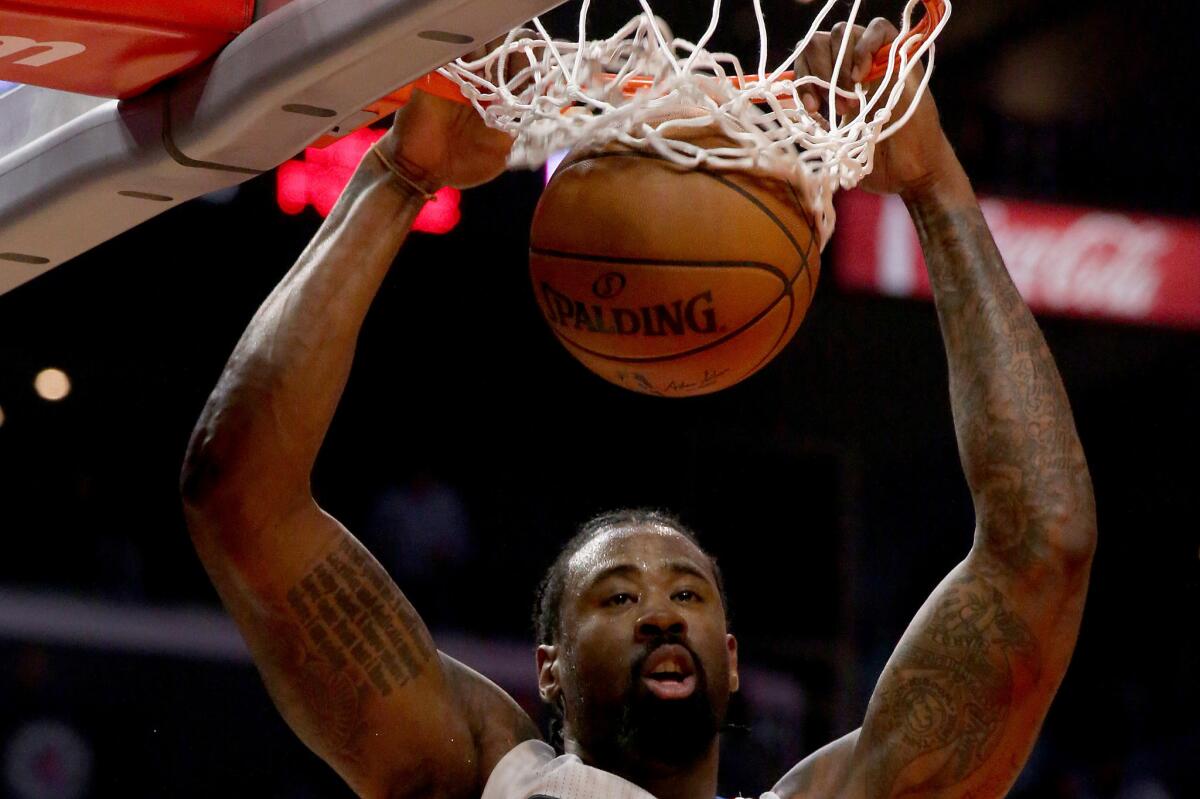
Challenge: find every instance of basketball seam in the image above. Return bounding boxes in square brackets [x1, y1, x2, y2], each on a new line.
[564, 150, 817, 293]
[558, 150, 816, 352]
[704, 168, 819, 302]
[755, 182, 819, 365]
[544, 151, 819, 376]
[784, 181, 820, 302]
[697, 168, 817, 367]
[529, 247, 790, 286]
[748, 292, 796, 377]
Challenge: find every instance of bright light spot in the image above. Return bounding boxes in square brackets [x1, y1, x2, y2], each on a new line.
[34, 368, 71, 401]
[276, 161, 309, 215]
[273, 128, 462, 233]
[414, 187, 462, 234]
[544, 149, 569, 185]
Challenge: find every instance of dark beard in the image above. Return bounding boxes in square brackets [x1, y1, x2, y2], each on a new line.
[614, 643, 721, 767]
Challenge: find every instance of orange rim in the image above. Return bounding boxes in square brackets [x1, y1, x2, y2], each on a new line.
[406, 0, 945, 105]
[865, 0, 946, 82]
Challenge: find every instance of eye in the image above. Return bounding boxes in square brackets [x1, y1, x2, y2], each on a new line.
[604, 592, 637, 607]
[673, 590, 701, 603]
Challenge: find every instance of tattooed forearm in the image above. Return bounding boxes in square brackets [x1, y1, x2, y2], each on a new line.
[906, 190, 1096, 569]
[863, 572, 1040, 796]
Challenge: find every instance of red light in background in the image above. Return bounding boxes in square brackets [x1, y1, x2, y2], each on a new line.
[412, 186, 462, 234]
[275, 128, 461, 233]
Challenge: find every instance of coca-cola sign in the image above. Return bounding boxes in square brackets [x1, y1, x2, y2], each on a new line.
[834, 192, 1200, 329]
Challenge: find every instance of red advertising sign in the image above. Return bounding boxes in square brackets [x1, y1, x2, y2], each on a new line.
[0, 1, 248, 98]
[276, 128, 461, 234]
[834, 191, 1200, 329]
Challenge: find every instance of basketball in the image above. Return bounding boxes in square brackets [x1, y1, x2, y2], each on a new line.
[529, 126, 821, 397]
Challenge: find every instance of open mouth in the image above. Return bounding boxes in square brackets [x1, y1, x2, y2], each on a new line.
[640, 644, 698, 700]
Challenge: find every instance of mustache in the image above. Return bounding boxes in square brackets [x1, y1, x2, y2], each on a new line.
[629, 638, 706, 686]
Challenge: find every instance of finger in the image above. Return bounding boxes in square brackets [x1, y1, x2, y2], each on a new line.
[852, 18, 900, 83]
[793, 46, 822, 114]
[804, 32, 834, 80]
[828, 23, 863, 115]
[829, 23, 861, 90]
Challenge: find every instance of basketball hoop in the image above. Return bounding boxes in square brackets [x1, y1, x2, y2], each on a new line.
[437, 0, 950, 249]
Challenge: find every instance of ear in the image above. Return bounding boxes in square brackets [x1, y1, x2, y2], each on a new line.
[726, 634, 739, 694]
[536, 644, 561, 703]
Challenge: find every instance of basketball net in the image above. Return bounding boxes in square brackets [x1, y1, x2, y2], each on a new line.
[440, 0, 950, 249]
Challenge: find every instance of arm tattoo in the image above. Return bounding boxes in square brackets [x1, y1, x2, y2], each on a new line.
[271, 540, 436, 759]
[863, 573, 1040, 796]
[908, 200, 1096, 569]
[845, 190, 1094, 799]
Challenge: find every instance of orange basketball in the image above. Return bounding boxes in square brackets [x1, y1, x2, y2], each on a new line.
[529, 129, 820, 397]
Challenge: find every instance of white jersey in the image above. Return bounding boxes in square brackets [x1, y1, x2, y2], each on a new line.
[481, 740, 782, 799]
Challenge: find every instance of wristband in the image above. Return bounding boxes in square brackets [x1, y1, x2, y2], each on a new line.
[370, 142, 439, 202]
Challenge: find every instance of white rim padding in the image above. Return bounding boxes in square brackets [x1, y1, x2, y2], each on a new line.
[0, 0, 569, 296]
[442, 0, 951, 249]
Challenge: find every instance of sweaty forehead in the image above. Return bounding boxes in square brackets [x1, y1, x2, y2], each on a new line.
[566, 524, 711, 586]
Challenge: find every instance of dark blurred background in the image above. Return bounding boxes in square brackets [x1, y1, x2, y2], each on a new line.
[1, 0, 1197, 797]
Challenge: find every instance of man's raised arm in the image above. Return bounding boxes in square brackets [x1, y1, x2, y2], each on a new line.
[775, 19, 1096, 799]
[845, 155, 1097, 799]
[179, 91, 536, 798]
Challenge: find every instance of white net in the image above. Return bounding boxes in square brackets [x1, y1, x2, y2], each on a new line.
[440, 0, 950, 248]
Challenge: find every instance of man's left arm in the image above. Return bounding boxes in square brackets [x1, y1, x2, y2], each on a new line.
[782, 168, 1096, 799]
[843, 160, 1096, 798]
[775, 19, 1097, 799]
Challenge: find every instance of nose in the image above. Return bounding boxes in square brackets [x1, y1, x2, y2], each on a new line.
[635, 602, 687, 642]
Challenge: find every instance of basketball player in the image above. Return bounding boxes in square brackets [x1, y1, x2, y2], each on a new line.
[181, 19, 1096, 799]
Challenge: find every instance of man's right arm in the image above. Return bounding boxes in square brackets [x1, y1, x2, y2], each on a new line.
[181, 100, 537, 798]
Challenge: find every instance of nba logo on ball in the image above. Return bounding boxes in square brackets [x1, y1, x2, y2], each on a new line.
[530, 137, 821, 398]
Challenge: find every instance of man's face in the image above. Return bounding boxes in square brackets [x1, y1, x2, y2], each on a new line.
[537, 524, 738, 769]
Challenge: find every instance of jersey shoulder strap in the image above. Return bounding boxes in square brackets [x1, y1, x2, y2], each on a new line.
[481, 740, 783, 799]
[482, 740, 658, 799]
